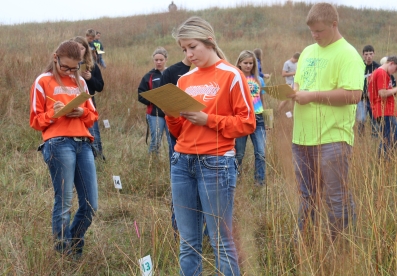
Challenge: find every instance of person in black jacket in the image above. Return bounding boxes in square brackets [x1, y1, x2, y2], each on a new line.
[138, 47, 169, 155]
[72, 36, 105, 159]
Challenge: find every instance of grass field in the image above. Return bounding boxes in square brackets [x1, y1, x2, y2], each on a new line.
[1, 2, 397, 275]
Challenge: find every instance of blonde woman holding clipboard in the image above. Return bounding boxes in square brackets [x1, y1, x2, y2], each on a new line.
[30, 40, 98, 260]
[166, 16, 255, 275]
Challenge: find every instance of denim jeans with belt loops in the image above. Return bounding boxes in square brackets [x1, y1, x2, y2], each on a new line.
[292, 142, 355, 238]
[146, 114, 172, 158]
[235, 114, 266, 185]
[41, 136, 98, 254]
[171, 152, 240, 276]
[378, 116, 397, 157]
[88, 120, 103, 157]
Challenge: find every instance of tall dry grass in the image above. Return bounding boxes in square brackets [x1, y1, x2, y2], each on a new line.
[1, 2, 397, 275]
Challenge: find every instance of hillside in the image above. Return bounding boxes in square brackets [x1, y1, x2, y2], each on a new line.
[1, 2, 397, 274]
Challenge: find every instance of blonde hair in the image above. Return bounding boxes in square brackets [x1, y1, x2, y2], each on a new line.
[71, 36, 94, 71]
[152, 47, 168, 59]
[44, 40, 84, 92]
[172, 16, 227, 61]
[306, 3, 339, 25]
[235, 50, 260, 85]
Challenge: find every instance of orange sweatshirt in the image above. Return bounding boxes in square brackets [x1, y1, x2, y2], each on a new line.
[166, 60, 256, 156]
[30, 72, 98, 142]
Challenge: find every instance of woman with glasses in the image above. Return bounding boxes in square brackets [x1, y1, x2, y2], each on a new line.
[29, 40, 98, 260]
[167, 17, 255, 275]
[71, 36, 105, 160]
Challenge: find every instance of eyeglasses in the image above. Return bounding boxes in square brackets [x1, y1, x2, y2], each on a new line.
[56, 56, 80, 72]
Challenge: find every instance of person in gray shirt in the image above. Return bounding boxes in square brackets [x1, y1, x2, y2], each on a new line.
[282, 52, 300, 87]
[278, 52, 300, 111]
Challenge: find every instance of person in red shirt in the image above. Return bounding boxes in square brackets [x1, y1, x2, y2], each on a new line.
[30, 40, 98, 260]
[166, 16, 255, 275]
[368, 55, 397, 157]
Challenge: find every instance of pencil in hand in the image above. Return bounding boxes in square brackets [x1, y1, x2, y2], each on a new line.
[46, 96, 57, 102]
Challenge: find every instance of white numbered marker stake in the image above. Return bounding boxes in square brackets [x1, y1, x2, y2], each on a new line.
[139, 255, 153, 276]
[113, 176, 122, 189]
[103, 119, 110, 128]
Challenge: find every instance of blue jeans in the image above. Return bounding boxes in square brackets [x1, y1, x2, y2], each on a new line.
[356, 99, 377, 136]
[98, 54, 106, 68]
[378, 116, 397, 157]
[146, 114, 171, 156]
[171, 152, 240, 275]
[235, 114, 266, 185]
[88, 121, 103, 158]
[41, 137, 98, 254]
[292, 142, 355, 239]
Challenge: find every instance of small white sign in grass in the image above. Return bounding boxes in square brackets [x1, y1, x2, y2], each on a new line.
[139, 255, 153, 276]
[112, 175, 122, 189]
[103, 119, 110, 128]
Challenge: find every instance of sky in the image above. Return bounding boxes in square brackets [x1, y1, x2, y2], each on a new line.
[1, 0, 396, 25]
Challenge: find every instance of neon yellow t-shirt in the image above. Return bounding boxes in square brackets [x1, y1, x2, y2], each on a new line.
[293, 38, 364, 146]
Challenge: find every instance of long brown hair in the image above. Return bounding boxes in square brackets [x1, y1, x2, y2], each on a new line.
[71, 36, 94, 71]
[43, 40, 84, 92]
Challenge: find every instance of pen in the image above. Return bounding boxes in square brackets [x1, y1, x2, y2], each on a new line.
[46, 96, 57, 102]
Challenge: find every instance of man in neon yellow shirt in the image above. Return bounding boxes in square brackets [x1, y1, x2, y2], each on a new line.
[288, 2, 364, 240]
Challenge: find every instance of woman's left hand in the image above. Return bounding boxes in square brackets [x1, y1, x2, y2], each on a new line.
[66, 107, 84, 118]
[180, 111, 208, 126]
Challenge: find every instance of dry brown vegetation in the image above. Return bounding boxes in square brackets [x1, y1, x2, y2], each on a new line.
[1, 2, 397, 275]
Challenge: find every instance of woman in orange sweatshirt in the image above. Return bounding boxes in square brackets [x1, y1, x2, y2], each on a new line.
[30, 40, 98, 260]
[166, 16, 256, 275]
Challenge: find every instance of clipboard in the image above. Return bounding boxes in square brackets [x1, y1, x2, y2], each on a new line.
[52, 92, 93, 118]
[79, 64, 87, 72]
[140, 83, 206, 118]
[263, 84, 295, 100]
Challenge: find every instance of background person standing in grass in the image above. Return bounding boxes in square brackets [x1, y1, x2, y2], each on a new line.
[368, 56, 397, 157]
[167, 16, 255, 275]
[138, 47, 171, 156]
[235, 50, 267, 187]
[278, 52, 300, 112]
[71, 36, 105, 160]
[288, 2, 364, 240]
[29, 41, 99, 259]
[356, 45, 380, 136]
[282, 52, 300, 88]
[85, 28, 96, 51]
[93, 31, 106, 68]
[253, 48, 270, 80]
